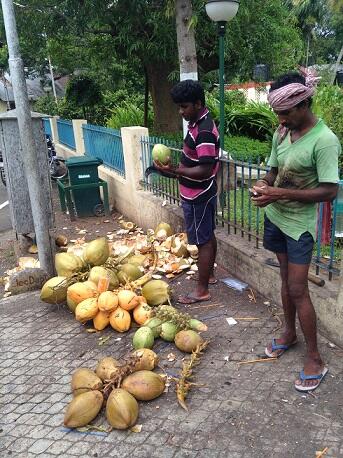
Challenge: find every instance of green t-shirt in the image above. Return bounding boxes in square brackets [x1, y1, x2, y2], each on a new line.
[265, 119, 341, 241]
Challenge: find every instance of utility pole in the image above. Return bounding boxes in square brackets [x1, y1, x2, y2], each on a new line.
[1, 0, 55, 275]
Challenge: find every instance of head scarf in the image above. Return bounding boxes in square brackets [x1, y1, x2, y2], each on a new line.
[267, 67, 320, 111]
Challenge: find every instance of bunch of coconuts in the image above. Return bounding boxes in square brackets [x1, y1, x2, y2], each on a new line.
[64, 349, 166, 430]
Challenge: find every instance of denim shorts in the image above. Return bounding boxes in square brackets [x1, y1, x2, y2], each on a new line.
[181, 195, 216, 246]
[263, 215, 314, 265]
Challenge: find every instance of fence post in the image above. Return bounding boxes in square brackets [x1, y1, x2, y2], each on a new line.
[50, 116, 60, 143]
[121, 126, 149, 193]
[72, 119, 87, 155]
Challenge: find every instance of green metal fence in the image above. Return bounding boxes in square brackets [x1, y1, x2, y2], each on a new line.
[140, 135, 341, 279]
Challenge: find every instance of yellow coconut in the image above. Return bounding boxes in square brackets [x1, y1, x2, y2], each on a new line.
[141, 280, 171, 306]
[64, 390, 103, 428]
[75, 298, 98, 323]
[88, 266, 119, 290]
[121, 370, 165, 401]
[55, 252, 84, 277]
[95, 357, 119, 382]
[67, 281, 98, 313]
[83, 238, 110, 266]
[106, 388, 139, 430]
[133, 303, 152, 325]
[40, 276, 67, 304]
[71, 368, 103, 396]
[93, 310, 110, 331]
[131, 349, 159, 372]
[109, 307, 131, 332]
[98, 291, 119, 313]
[117, 290, 138, 311]
[117, 264, 143, 284]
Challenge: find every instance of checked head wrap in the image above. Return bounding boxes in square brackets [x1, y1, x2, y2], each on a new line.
[267, 67, 320, 112]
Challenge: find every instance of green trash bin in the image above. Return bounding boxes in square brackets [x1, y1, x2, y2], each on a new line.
[66, 156, 104, 217]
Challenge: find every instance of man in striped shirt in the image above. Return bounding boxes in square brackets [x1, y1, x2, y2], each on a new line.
[154, 80, 219, 304]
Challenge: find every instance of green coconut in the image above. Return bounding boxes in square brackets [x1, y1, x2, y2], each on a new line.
[55, 253, 84, 277]
[144, 317, 163, 338]
[40, 276, 67, 304]
[88, 266, 119, 290]
[132, 327, 154, 350]
[125, 254, 147, 267]
[141, 280, 170, 306]
[83, 238, 109, 266]
[118, 263, 143, 284]
[151, 144, 171, 165]
[160, 321, 179, 342]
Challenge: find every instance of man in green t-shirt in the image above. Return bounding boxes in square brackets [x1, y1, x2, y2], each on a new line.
[252, 70, 340, 392]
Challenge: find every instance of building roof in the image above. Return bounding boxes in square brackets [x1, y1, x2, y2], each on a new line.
[0, 73, 67, 102]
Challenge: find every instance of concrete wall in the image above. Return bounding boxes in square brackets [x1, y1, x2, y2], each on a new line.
[47, 117, 343, 347]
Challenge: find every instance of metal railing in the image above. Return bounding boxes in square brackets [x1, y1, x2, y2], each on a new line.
[42, 118, 52, 137]
[57, 119, 76, 150]
[140, 135, 341, 279]
[83, 124, 125, 177]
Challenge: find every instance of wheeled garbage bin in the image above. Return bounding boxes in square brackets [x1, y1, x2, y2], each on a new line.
[65, 156, 104, 217]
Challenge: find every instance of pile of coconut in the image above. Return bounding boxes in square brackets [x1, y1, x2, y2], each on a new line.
[40, 223, 200, 336]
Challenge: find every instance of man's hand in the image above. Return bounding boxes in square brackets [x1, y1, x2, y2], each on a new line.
[251, 184, 280, 207]
[153, 160, 178, 178]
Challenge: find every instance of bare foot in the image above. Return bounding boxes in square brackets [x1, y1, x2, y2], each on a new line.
[295, 355, 324, 390]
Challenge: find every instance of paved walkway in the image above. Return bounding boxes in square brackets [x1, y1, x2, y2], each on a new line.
[1, 270, 343, 458]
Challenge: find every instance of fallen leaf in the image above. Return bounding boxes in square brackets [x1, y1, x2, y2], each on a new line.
[162, 200, 167, 207]
[224, 356, 229, 362]
[130, 424, 142, 433]
[28, 245, 38, 254]
[167, 353, 176, 362]
[86, 329, 97, 334]
[103, 220, 110, 223]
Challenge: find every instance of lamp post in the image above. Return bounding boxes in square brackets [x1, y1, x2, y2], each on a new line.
[205, 0, 239, 156]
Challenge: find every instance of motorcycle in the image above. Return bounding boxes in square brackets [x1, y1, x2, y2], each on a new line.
[0, 136, 67, 188]
[46, 135, 68, 181]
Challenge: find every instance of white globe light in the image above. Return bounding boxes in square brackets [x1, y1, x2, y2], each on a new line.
[205, 0, 239, 23]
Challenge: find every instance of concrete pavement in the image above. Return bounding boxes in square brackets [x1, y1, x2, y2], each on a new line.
[1, 273, 343, 458]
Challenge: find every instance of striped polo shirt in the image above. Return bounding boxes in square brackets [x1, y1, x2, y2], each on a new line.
[179, 107, 220, 202]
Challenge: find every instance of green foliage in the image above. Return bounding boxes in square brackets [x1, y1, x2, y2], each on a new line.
[313, 84, 343, 144]
[206, 90, 247, 125]
[65, 74, 102, 120]
[224, 135, 271, 162]
[226, 102, 278, 141]
[107, 101, 153, 130]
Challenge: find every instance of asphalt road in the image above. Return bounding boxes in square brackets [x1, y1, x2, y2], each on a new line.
[0, 182, 11, 233]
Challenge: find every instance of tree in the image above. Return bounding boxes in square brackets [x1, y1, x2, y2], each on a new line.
[0, 0, 303, 133]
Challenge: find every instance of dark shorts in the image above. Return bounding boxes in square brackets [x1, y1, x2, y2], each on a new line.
[182, 195, 216, 246]
[263, 215, 314, 265]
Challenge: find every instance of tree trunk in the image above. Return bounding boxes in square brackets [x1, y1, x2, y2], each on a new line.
[175, 0, 198, 81]
[175, 0, 198, 136]
[143, 65, 149, 128]
[331, 44, 343, 84]
[146, 62, 181, 134]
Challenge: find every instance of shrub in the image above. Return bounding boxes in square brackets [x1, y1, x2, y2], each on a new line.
[224, 135, 271, 163]
[107, 101, 153, 130]
[226, 101, 278, 141]
[313, 85, 343, 145]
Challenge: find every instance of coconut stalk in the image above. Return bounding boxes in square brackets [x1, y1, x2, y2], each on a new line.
[102, 354, 141, 400]
[152, 305, 207, 331]
[53, 271, 90, 291]
[174, 340, 209, 411]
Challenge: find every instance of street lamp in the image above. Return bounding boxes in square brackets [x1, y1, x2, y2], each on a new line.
[205, 0, 239, 155]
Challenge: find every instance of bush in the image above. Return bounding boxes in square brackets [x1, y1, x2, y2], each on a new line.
[226, 101, 278, 141]
[224, 135, 271, 162]
[107, 101, 154, 130]
[314, 85, 343, 145]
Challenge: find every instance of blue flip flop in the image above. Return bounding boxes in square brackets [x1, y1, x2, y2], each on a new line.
[295, 367, 329, 392]
[265, 338, 297, 358]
